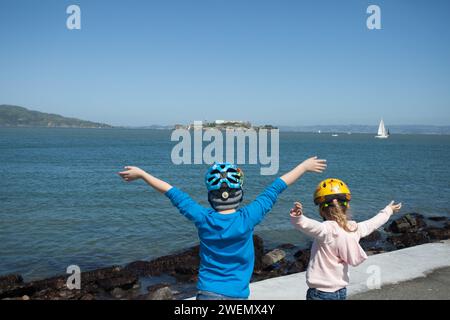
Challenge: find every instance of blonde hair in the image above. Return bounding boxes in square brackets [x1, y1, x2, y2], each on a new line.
[319, 203, 357, 233]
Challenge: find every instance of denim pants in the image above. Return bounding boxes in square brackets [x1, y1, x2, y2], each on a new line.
[306, 287, 347, 300]
[196, 290, 247, 300]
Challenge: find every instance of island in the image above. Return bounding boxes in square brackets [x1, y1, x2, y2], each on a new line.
[174, 120, 277, 131]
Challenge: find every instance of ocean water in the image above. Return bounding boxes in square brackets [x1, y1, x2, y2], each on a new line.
[1, 128, 449, 280]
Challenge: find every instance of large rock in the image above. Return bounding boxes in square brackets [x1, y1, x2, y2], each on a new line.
[360, 230, 383, 250]
[147, 284, 173, 300]
[125, 247, 200, 278]
[0, 274, 23, 287]
[111, 288, 126, 299]
[287, 261, 305, 274]
[386, 213, 426, 234]
[30, 287, 84, 300]
[172, 266, 198, 283]
[294, 249, 311, 269]
[56, 265, 139, 293]
[0, 265, 140, 300]
[0, 274, 26, 299]
[428, 216, 448, 222]
[0, 274, 65, 300]
[124, 260, 152, 275]
[80, 293, 95, 300]
[95, 272, 138, 291]
[262, 249, 286, 267]
[387, 231, 430, 249]
[253, 235, 265, 271]
[425, 227, 450, 240]
[363, 230, 382, 242]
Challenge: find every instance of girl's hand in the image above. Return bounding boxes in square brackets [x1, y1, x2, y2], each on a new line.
[118, 166, 146, 182]
[290, 202, 303, 217]
[300, 156, 327, 173]
[388, 201, 402, 213]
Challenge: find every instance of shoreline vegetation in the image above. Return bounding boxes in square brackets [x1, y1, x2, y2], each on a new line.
[1, 213, 449, 300]
[1, 105, 450, 134]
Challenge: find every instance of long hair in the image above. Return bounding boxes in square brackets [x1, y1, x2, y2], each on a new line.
[319, 203, 357, 233]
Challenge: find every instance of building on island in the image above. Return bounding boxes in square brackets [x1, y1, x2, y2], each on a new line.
[176, 120, 277, 131]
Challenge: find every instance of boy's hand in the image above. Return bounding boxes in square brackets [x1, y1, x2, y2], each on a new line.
[118, 166, 146, 182]
[280, 156, 327, 186]
[300, 156, 327, 173]
[388, 201, 402, 213]
[290, 202, 303, 217]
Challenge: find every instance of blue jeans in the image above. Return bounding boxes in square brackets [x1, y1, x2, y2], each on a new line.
[196, 290, 247, 300]
[306, 287, 347, 300]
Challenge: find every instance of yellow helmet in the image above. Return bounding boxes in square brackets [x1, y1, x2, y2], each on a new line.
[314, 178, 351, 206]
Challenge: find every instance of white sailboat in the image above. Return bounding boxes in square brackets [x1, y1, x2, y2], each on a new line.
[375, 119, 389, 139]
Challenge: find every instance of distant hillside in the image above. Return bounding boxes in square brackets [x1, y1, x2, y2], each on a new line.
[0, 105, 113, 128]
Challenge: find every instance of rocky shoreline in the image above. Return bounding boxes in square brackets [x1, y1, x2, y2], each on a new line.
[1, 213, 449, 300]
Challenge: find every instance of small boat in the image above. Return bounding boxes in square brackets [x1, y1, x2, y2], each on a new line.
[332, 134, 339, 137]
[375, 119, 389, 139]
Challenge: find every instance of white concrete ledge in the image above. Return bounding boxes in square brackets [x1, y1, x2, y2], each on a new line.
[249, 240, 450, 300]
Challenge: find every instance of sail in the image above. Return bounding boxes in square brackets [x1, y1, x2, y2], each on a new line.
[377, 119, 386, 136]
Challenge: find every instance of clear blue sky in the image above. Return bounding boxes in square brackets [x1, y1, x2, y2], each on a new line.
[1, 0, 449, 126]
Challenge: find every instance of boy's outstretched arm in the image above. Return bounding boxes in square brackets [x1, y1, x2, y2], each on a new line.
[280, 156, 327, 185]
[119, 166, 206, 225]
[245, 157, 327, 227]
[118, 166, 172, 193]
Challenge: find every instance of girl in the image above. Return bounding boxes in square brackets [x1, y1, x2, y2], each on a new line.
[290, 178, 402, 300]
[119, 156, 327, 300]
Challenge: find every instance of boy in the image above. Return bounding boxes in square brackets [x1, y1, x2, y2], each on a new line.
[119, 156, 326, 299]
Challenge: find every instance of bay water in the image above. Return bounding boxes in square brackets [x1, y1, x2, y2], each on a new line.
[1, 128, 449, 280]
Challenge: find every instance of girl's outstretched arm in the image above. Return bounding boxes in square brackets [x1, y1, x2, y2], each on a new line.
[290, 202, 328, 242]
[118, 166, 172, 193]
[280, 156, 327, 186]
[358, 201, 402, 238]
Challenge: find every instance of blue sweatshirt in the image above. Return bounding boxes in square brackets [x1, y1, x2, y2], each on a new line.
[165, 178, 288, 298]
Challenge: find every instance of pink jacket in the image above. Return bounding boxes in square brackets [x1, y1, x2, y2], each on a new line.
[290, 206, 393, 292]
